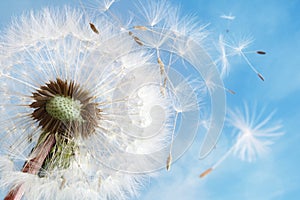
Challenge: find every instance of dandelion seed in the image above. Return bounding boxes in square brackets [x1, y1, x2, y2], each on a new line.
[229, 104, 284, 162]
[156, 53, 167, 95]
[0, 7, 177, 199]
[165, 111, 179, 172]
[220, 36, 265, 81]
[200, 104, 283, 178]
[89, 22, 100, 34]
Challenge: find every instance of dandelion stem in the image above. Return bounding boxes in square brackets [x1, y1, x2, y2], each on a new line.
[4, 134, 56, 200]
[4, 185, 24, 200]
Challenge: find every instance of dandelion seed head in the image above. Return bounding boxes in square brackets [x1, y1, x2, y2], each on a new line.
[46, 96, 82, 122]
[1, 0, 222, 196]
[30, 78, 100, 139]
[0, 0, 278, 198]
[0, 6, 175, 199]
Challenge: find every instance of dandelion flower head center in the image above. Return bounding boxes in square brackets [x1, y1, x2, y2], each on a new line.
[46, 95, 83, 122]
[30, 78, 100, 138]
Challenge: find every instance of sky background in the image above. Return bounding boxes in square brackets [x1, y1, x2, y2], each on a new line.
[0, 0, 299, 200]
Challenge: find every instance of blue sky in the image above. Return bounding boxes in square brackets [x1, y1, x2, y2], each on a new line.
[0, 0, 299, 199]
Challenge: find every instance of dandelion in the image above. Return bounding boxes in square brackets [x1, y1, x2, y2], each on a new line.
[200, 104, 284, 178]
[0, 0, 223, 198]
[0, 7, 177, 200]
[0, 0, 281, 198]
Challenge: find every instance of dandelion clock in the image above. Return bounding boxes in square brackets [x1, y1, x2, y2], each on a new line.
[0, 0, 283, 199]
